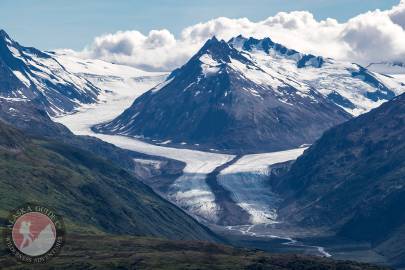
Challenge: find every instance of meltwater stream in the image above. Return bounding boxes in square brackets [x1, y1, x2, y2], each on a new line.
[225, 224, 332, 258]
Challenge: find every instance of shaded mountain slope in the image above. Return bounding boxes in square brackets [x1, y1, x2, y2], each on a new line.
[275, 93, 405, 267]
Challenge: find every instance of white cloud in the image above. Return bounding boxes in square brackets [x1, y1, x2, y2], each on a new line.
[79, 29, 193, 71]
[341, 10, 405, 64]
[72, 1, 405, 71]
[388, 0, 405, 27]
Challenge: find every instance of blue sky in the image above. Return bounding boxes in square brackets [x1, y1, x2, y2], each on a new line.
[0, 0, 400, 50]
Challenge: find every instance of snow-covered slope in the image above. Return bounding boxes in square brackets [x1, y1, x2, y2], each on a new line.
[0, 30, 100, 116]
[94, 36, 351, 153]
[53, 51, 167, 102]
[230, 36, 405, 116]
[367, 61, 405, 75]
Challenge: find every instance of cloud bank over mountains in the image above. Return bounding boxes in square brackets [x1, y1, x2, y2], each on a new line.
[69, 1, 405, 71]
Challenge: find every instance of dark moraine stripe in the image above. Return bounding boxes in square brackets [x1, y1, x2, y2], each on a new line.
[205, 155, 251, 226]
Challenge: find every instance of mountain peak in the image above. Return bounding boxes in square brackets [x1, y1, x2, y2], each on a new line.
[210, 35, 219, 42]
[233, 36, 298, 56]
[200, 36, 227, 49]
[0, 29, 8, 37]
[228, 35, 248, 49]
[195, 36, 235, 64]
[0, 29, 13, 44]
[229, 34, 247, 42]
[0, 29, 100, 116]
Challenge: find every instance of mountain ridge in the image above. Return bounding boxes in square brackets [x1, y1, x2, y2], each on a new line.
[94, 36, 353, 153]
[0, 29, 100, 115]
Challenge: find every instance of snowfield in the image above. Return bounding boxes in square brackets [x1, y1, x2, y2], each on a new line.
[229, 36, 405, 116]
[393, 74, 405, 84]
[221, 148, 306, 174]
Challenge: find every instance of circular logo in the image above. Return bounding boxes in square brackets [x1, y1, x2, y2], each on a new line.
[3, 204, 65, 263]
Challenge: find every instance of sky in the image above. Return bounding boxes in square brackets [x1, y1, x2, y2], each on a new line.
[0, 0, 401, 50]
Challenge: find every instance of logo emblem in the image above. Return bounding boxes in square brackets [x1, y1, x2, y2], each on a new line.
[3, 204, 65, 263]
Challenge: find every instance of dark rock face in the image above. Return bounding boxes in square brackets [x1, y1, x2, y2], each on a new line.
[327, 91, 356, 110]
[0, 98, 71, 137]
[275, 93, 405, 267]
[351, 65, 396, 101]
[94, 37, 351, 154]
[205, 155, 251, 226]
[234, 36, 324, 68]
[0, 29, 99, 115]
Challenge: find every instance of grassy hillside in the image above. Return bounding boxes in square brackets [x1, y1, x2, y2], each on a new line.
[0, 120, 217, 241]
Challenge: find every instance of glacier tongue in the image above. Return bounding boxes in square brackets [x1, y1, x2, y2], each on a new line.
[218, 148, 306, 224]
[53, 54, 307, 226]
[169, 172, 221, 223]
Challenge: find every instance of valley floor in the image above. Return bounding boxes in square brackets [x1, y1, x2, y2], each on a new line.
[0, 234, 389, 270]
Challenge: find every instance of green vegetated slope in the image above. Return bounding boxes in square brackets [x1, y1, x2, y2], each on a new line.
[0, 120, 217, 241]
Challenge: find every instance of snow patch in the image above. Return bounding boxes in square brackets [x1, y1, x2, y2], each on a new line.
[200, 54, 221, 77]
[151, 77, 174, 93]
[221, 148, 306, 174]
[12, 71, 31, 87]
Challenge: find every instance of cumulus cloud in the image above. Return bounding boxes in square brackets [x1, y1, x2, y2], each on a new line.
[388, 0, 405, 27]
[79, 29, 194, 71]
[341, 10, 405, 63]
[74, 1, 405, 71]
